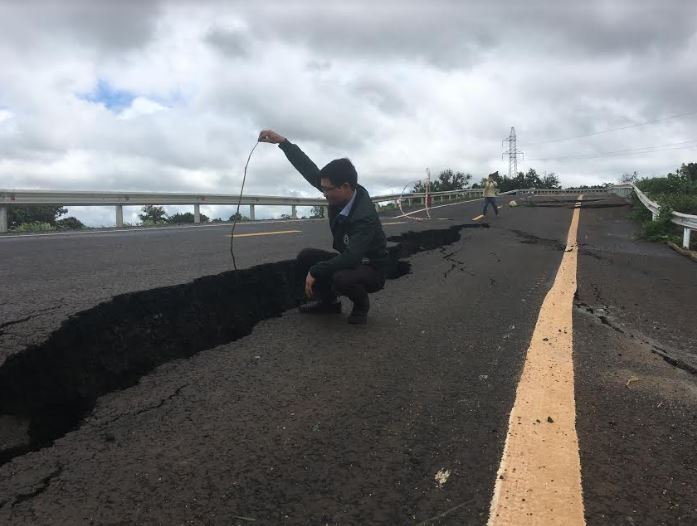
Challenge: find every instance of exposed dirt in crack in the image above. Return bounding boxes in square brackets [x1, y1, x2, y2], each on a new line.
[7, 465, 63, 508]
[0, 223, 479, 466]
[574, 298, 697, 376]
[0, 304, 66, 338]
[0, 317, 33, 334]
[439, 247, 476, 278]
[509, 229, 565, 251]
[578, 247, 612, 262]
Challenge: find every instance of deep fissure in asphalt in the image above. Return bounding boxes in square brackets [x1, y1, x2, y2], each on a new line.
[0, 223, 484, 465]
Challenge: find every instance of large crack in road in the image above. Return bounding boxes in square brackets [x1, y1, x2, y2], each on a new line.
[0, 223, 487, 466]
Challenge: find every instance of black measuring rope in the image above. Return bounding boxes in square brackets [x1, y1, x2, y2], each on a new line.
[230, 140, 260, 271]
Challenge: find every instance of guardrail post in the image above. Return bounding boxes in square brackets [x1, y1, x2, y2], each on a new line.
[194, 204, 201, 224]
[684, 228, 692, 249]
[115, 205, 124, 228]
[0, 204, 7, 233]
[291, 205, 297, 219]
[249, 204, 255, 221]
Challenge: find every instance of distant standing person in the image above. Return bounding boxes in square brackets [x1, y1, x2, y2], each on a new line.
[258, 129, 389, 325]
[483, 171, 499, 216]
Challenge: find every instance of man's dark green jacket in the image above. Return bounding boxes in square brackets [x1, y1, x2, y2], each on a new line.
[279, 140, 389, 278]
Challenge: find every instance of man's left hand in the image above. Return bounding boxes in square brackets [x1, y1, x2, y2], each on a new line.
[305, 272, 316, 298]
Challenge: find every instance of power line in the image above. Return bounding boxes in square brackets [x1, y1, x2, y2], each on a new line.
[522, 109, 697, 146]
[528, 139, 697, 162]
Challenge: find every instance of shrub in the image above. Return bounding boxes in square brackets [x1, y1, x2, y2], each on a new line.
[56, 217, 85, 230]
[653, 193, 697, 215]
[12, 222, 55, 232]
[639, 205, 680, 243]
[167, 212, 210, 224]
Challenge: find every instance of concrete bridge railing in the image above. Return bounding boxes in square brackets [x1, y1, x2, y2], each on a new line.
[0, 188, 484, 232]
[3, 184, 669, 235]
[631, 184, 697, 249]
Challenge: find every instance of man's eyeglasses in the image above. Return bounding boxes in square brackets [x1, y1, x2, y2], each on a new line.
[320, 185, 340, 194]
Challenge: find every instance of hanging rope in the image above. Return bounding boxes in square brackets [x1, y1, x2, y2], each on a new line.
[230, 140, 260, 271]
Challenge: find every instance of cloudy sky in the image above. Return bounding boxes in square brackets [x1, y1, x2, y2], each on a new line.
[1, 0, 696, 225]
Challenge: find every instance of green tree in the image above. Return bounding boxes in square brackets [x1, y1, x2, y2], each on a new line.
[310, 205, 325, 218]
[56, 217, 84, 230]
[167, 212, 209, 224]
[678, 162, 697, 185]
[139, 205, 167, 224]
[540, 173, 561, 189]
[8, 205, 67, 228]
[413, 169, 472, 192]
[475, 168, 559, 192]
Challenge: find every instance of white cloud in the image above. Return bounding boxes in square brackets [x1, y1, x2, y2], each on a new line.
[117, 97, 168, 120]
[1, 0, 696, 229]
[0, 109, 12, 125]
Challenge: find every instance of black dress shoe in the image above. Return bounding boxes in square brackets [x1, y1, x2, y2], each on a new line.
[347, 299, 369, 324]
[299, 300, 342, 314]
[347, 310, 368, 324]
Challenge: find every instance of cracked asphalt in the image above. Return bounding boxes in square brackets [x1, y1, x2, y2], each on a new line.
[0, 194, 695, 525]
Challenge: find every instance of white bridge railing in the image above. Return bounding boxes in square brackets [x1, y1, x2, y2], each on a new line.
[631, 184, 696, 249]
[0, 187, 485, 232]
[6, 184, 682, 239]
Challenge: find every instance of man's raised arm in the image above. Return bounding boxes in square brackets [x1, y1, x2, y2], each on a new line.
[259, 129, 321, 191]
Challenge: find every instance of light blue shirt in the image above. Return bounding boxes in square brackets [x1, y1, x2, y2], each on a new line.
[339, 190, 357, 217]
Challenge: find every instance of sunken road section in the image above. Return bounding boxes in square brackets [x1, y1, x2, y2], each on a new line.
[0, 223, 488, 465]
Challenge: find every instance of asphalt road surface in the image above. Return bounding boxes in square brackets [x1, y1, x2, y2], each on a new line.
[0, 194, 695, 525]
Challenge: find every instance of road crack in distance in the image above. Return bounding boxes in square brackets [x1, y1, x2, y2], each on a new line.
[575, 300, 697, 376]
[509, 229, 565, 251]
[439, 247, 476, 278]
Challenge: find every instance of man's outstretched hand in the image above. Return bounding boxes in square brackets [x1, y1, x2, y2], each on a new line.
[258, 129, 286, 144]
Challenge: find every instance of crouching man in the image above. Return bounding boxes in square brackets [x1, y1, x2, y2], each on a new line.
[259, 129, 389, 324]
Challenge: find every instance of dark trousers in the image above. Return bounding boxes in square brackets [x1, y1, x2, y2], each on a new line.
[296, 248, 385, 307]
[483, 196, 498, 215]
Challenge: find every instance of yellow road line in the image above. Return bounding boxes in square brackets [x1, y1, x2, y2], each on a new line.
[226, 230, 302, 238]
[472, 214, 485, 221]
[382, 221, 406, 225]
[488, 195, 585, 526]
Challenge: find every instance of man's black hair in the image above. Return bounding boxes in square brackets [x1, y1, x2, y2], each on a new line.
[320, 158, 358, 189]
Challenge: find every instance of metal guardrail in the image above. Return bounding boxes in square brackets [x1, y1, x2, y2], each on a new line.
[0, 190, 328, 207]
[511, 185, 633, 196]
[2, 184, 665, 235]
[631, 184, 696, 249]
[0, 187, 484, 232]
